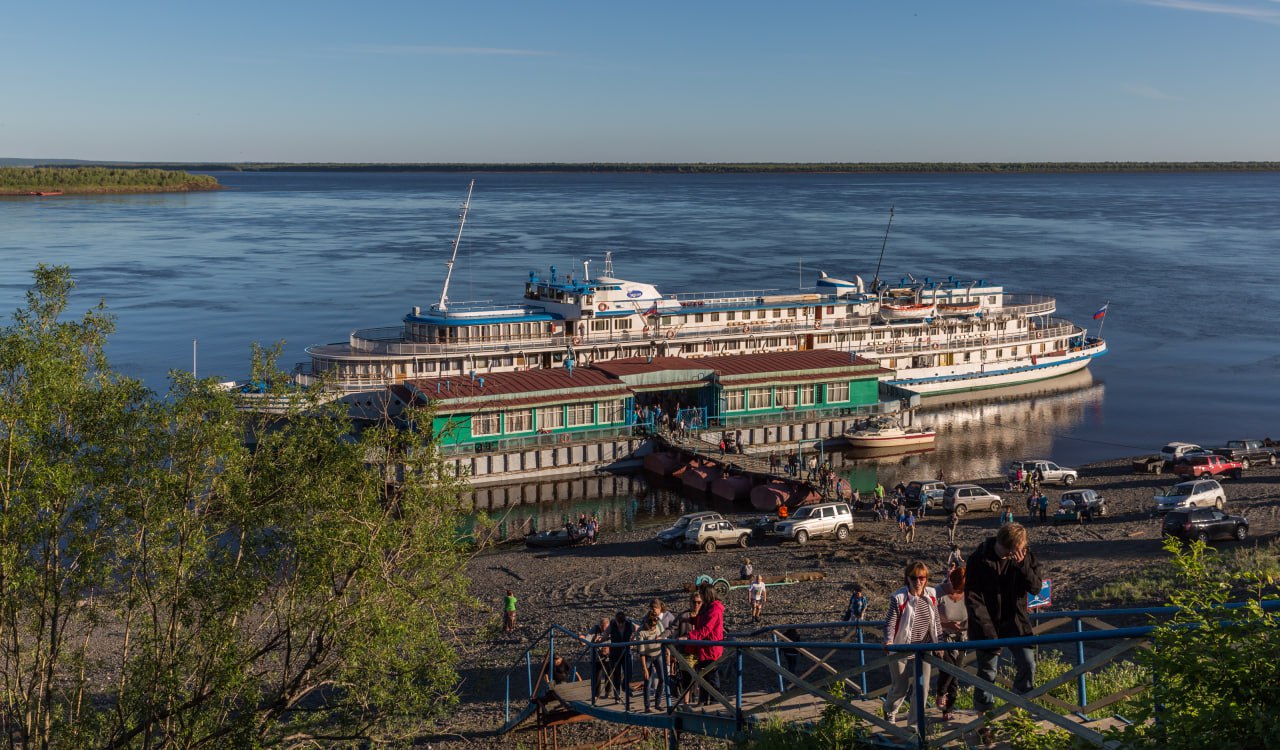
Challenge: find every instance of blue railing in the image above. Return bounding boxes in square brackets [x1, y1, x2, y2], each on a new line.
[497, 600, 1280, 747]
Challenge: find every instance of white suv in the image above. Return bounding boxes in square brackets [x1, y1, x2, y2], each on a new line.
[773, 502, 854, 545]
[1153, 479, 1225, 514]
[1159, 442, 1204, 468]
[1010, 459, 1079, 486]
[942, 485, 1006, 516]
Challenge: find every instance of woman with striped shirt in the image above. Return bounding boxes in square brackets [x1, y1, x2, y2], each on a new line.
[882, 561, 942, 725]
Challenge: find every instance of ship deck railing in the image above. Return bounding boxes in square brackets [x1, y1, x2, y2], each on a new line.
[497, 600, 1280, 748]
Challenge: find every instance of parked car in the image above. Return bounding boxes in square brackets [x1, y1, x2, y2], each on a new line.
[942, 485, 1005, 516]
[1162, 508, 1248, 543]
[684, 518, 751, 552]
[1010, 459, 1079, 486]
[655, 511, 725, 548]
[1159, 442, 1204, 469]
[1059, 489, 1107, 517]
[1153, 480, 1225, 514]
[772, 502, 854, 545]
[1172, 454, 1244, 480]
[905, 480, 947, 509]
[1211, 439, 1278, 470]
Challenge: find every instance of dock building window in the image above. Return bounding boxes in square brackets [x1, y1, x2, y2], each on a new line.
[506, 409, 533, 433]
[472, 412, 500, 437]
[799, 384, 816, 406]
[725, 390, 745, 411]
[777, 387, 798, 408]
[826, 382, 849, 403]
[600, 400, 626, 423]
[537, 407, 563, 431]
[566, 403, 594, 427]
[748, 388, 772, 410]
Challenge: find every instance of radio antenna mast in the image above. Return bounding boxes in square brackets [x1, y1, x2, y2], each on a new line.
[437, 179, 475, 311]
[871, 205, 895, 292]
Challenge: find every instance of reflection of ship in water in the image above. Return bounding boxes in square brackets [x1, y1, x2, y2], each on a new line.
[462, 473, 713, 546]
[837, 370, 1105, 491]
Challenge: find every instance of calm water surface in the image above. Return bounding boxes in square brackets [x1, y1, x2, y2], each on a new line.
[4, 171, 1279, 513]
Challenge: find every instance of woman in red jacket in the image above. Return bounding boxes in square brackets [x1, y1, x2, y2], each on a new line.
[687, 581, 725, 706]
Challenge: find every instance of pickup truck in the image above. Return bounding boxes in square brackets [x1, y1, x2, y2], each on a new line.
[1172, 454, 1244, 480]
[1211, 440, 1278, 470]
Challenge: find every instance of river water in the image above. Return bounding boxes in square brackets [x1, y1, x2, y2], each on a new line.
[4, 171, 1279, 531]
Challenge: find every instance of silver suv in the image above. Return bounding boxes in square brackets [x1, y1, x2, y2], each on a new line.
[942, 485, 1005, 516]
[656, 511, 725, 548]
[684, 519, 751, 552]
[1153, 479, 1225, 514]
[773, 502, 854, 545]
[1010, 460, 1078, 486]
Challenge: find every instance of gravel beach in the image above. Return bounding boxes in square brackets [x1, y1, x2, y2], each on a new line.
[427, 457, 1280, 747]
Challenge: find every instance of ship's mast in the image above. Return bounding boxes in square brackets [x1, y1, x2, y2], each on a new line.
[871, 206, 895, 293]
[437, 179, 475, 311]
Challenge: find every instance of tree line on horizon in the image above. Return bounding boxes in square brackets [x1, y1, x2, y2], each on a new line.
[0, 166, 220, 193]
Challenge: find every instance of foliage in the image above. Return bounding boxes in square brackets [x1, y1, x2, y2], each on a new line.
[0, 166, 219, 193]
[1033, 651, 1149, 720]
[1108, 537, 1280, 749]
[0, 267, 472, 749]
[740, 682, 869, 749]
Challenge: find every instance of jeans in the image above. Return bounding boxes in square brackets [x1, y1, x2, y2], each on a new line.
[694, 658, 721, 704]
[973, 646, 1036, 712]
[642, 655, 667, 709]
[934, 639, 966, 709]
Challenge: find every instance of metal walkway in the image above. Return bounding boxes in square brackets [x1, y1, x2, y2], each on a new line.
[497, 601, 1279, 748]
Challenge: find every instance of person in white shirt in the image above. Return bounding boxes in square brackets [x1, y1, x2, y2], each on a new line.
[748, 575, 767, 622]
[882, 561, 942, 725]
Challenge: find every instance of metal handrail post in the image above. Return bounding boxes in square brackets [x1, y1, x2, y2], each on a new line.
[526, 651, 533, 697]
[504, 673, 510, 725]
[912, 652, 927, 749]
[771, 632, 785, 693]
[548, 631, 556, 692]
[1075, 617, 1088, 711]
[736, 647, 745, 730]
[857, 625, 869, 695]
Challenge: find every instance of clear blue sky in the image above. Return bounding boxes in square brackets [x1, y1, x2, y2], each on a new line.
[4, 0, 1278, 163]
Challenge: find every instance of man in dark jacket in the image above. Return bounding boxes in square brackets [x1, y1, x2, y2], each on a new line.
[965, 522, 1043, 713]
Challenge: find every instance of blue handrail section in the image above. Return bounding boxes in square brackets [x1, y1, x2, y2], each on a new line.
[496, 599, 1280, 744]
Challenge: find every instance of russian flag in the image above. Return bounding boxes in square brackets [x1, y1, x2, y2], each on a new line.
[1092, 304, 1108, 320]
[643, 301, 659, 316]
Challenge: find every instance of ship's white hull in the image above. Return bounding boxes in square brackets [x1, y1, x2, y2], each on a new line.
[884, 345, 1105, 396]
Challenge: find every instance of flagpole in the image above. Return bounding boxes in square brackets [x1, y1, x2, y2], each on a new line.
[1097, 301, 1109, 340]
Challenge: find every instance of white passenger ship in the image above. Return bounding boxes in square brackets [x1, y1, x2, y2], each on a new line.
[298, 185, 1107, 397]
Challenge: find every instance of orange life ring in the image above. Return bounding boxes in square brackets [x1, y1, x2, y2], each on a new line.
[572, 336, 582, 345]
[814, 322, 821, 329]
[982, 335, 990, 345]
[930, 343, 939, 350]
[884, 344, 894, 353]
[1035, 331, 1043, 339]
[598, 303, 608, 312]
[742, 325, 752, 333]
[665, 329, 675, 339]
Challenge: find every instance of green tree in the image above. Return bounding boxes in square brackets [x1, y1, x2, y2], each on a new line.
[1, 267, 473, 749]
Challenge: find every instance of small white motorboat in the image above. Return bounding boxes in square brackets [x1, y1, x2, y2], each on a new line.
[845, 417, 937, 449]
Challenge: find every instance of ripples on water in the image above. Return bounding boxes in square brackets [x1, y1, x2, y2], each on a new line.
[4, 171, 1279, 525]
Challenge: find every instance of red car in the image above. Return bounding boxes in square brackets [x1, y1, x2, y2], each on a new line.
[1173, 454, 1243, 480]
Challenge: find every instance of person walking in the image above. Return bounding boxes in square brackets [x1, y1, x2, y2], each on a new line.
[882, 561, 942, 726]
[606, 611, 637, 705]
[903, 510, 917, 542]
[687, 581, 725, 706]
[875, 481, 886, 502]
[935, 566, 968, 721]
[748, 575, 767, 622]
[502, 589, 518, 633]
[739, 558, 753, 581]
[966, 523, 1043, 718]
[946, 509, 960, 544]
[1037, 492, 1049, 524]
[587, 617, 612, 699]
[845, 583, 869, 624]
[945, 543, 965, 573]
[636, 613, 667, 712]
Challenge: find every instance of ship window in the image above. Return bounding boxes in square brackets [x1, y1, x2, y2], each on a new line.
[694, 314, 704, 323]
[537, 407, 564, 430]
[964, 352, 972, 362]
[616, 318, 630, 329]
[710, 312, 719, 322]
[1040, 343, 1046, 353]
[506, 409, 533, 433]
[472, 412, 500, 437]
[592, 320, 610, 332]
[727, 311, 737, 321]
[475, 357, 488, 368]
[826, 382, 850, 403]
[772, 309, 782, 318]
[725, 390, 745, 411]
[827, 306, 835, 314]
[757, 310, 766, 320]
[787, 308, 797, 318]
[997, 349, 1004, 357]
[566, 403, 593, 427]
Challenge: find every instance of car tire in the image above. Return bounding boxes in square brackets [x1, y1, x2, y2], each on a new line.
[1063, 475, 1076, 486]
[702, 539, 717, 553]
[1270, 454, 1277, 467]
[1215, 497, 1224, 510]
[796, 529, 809, 545]
[1241, 458, 1251, 470]
[1196, 531, 1210, 544]
[835, 525, 850, 541]
[674, 540, 686, 551]
[953, 505, 968, 517]
[1235, 525, 1248, 540]
[1098, 503, 1107, 517]
[989, 500, 1002, 513]
[738, 534, 750, 548]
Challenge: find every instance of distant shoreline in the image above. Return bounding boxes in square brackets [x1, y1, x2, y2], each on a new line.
[5, 160, 1280, 175]
[0, 166, 221, 196]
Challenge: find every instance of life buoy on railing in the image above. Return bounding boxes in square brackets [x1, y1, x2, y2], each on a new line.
[814, 322, 822, 329]
[665, 329, 675, 339]
[1035, 331, 1043, 339]
[930, 343, 939, 351]
[982, 336, 990, 345]
[572, 336, 582, 345]
[884, 344, 894, 353]
[742, 325, 752, 334]
[598, 303, 608, 312]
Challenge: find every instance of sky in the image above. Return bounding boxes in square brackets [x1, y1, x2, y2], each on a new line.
[3, 0, 1279, 163]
